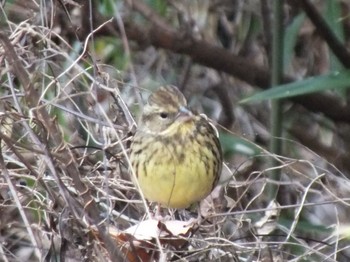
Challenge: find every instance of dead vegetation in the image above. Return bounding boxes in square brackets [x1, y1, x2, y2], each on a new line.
[1, 0, 350, 261]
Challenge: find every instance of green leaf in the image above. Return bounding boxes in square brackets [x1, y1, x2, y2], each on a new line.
[240, 69, 350, 103]
[146, 0, 167, 16]
[284, 14, 305, 70]
[99, 0, 116, 17]
[324, 0, 344, 71]
[94, 37, 130, 70]
[219, 132, 262, 157]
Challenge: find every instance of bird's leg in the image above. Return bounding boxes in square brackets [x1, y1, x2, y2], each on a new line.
[196, 202, 203, 223]
[154, 203, 162, 219]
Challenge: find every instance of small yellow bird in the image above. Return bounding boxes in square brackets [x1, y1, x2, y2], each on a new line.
[130, 85, 222, 208]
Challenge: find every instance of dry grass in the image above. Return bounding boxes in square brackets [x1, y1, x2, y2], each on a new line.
[1, 1, 350, 261]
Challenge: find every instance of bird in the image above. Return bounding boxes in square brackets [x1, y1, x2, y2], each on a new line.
[129, 85, 222, 209]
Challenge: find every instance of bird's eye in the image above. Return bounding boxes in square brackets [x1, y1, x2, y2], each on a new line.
[159, 112, 168, 119]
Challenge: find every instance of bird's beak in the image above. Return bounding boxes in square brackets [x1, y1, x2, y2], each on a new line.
[176, 106, 193, 122]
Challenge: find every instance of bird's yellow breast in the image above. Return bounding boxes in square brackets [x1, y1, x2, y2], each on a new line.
[130, 119, 221, 208]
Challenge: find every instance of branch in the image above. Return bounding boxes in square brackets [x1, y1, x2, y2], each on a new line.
[296, 0, 350, 68]
[0, 33, 123, 262]
[92, 0, 350, 123]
